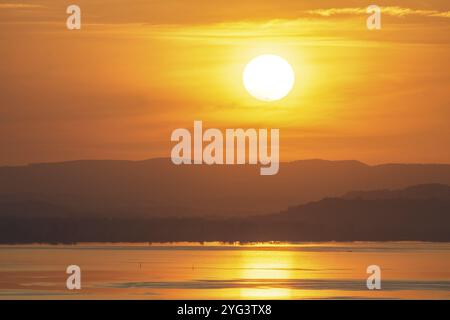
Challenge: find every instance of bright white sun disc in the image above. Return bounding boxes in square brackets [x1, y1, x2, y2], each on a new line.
[243, 54, 295, 102]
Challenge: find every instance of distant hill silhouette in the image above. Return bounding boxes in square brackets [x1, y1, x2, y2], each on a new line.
[260, 184, 450, 242]
[0, 183, 449, 243]
[342, 183, 450, 200]
[0, 158, 450, 218]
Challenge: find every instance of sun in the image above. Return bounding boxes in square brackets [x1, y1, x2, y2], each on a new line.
[243, 54, 295, 102]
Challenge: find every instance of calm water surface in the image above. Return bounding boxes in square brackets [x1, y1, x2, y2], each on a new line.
[0, 242, 449, 299]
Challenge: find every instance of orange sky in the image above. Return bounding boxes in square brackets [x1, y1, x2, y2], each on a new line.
[0, 0, 449, 165]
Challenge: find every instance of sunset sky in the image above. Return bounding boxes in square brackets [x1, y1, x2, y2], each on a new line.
[0, 0, 449, 165]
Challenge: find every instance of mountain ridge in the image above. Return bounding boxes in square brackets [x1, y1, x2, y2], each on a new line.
[1, 183, 448, 243]
[0, 158, 450, 217]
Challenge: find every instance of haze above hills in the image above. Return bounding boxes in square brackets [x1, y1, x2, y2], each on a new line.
[0, 182, 449, 243]
[1, 158, 450, 218]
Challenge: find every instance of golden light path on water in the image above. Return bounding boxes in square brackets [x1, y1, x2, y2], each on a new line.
[0, 242, 449, 299]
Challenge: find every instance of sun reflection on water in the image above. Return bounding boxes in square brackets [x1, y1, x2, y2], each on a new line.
[238, 251, 294, 299]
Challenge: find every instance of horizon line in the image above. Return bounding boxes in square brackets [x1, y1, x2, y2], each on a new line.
[1, 157, 450, 168]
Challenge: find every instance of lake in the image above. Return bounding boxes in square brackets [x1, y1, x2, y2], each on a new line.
[0, 242, 449, 299]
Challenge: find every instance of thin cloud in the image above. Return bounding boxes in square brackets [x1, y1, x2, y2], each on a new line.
[0, 3, 44, 9]
[307, 6, 450, 18]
